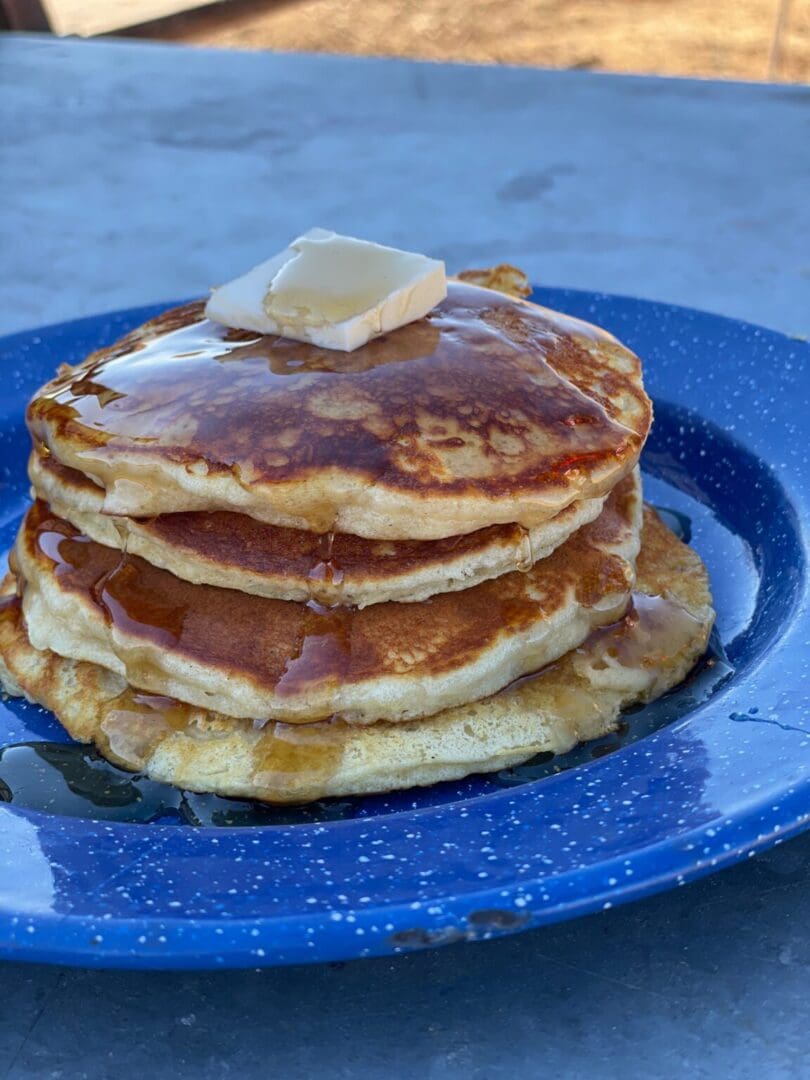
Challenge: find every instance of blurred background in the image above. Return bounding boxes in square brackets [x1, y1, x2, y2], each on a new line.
[1, 0, 808, 82]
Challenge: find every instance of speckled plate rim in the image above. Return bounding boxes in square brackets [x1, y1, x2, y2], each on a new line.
[1, 288, 809, 970]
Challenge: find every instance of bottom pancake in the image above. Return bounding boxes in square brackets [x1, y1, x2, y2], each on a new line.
[0, 509, 714, 804]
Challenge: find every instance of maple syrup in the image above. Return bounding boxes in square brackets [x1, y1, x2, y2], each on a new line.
[275, 601, 354, 699]
[307, 531, 345, 586]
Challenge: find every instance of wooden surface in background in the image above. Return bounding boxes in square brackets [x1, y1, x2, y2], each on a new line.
[20, 0, 218, 35]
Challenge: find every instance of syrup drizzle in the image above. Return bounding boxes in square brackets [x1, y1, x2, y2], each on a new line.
[515, 525, 535, 573]
[94, 686, 344, 796]
[576, 591, 703, 672]
[275, 600, 353, 699]
[307, 531, 345, 587]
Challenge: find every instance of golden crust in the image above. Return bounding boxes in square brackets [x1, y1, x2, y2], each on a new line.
[455, 264, 532, 298]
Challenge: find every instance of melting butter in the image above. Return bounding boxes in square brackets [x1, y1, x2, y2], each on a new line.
[205, 228, 446, 352]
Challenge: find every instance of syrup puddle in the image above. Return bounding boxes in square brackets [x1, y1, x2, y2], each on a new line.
[0, 742, 354, 826]
[492, 625, 732, 787]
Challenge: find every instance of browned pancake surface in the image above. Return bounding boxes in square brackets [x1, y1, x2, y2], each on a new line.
[32, 453, 605, 603]
[27, 283, 651, 536]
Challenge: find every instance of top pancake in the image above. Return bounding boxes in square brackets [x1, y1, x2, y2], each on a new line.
[26, 282, 651, 540]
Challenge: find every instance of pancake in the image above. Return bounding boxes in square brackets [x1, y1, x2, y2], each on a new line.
[26, 282, 651, 540]
[0, 509, 715, 803]
[30, 451, 607, 607]
[455, 264, 532, 298]
[14, 472, 642, 724]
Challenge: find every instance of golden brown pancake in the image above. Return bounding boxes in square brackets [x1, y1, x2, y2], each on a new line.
[455, 264, 532, 298]
[30, 451, 607, 607]
[14, 473, 642, 724]
[0, 509, 714, 803]
[26, 282, 651, 539]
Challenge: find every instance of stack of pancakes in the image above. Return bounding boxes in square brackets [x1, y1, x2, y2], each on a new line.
[0, 277, 714, 803]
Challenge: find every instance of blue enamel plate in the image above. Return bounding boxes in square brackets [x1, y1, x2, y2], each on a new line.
[1, 288, 809, 970]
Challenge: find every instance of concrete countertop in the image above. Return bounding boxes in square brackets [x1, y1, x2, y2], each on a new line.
[1, 35, 808, 338]
[1, 33, 809, 1078]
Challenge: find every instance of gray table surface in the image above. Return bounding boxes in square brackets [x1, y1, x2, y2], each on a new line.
[1, 33, 809, 1079]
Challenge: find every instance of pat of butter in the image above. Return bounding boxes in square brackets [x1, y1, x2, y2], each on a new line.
[205, 228, 447, 352]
